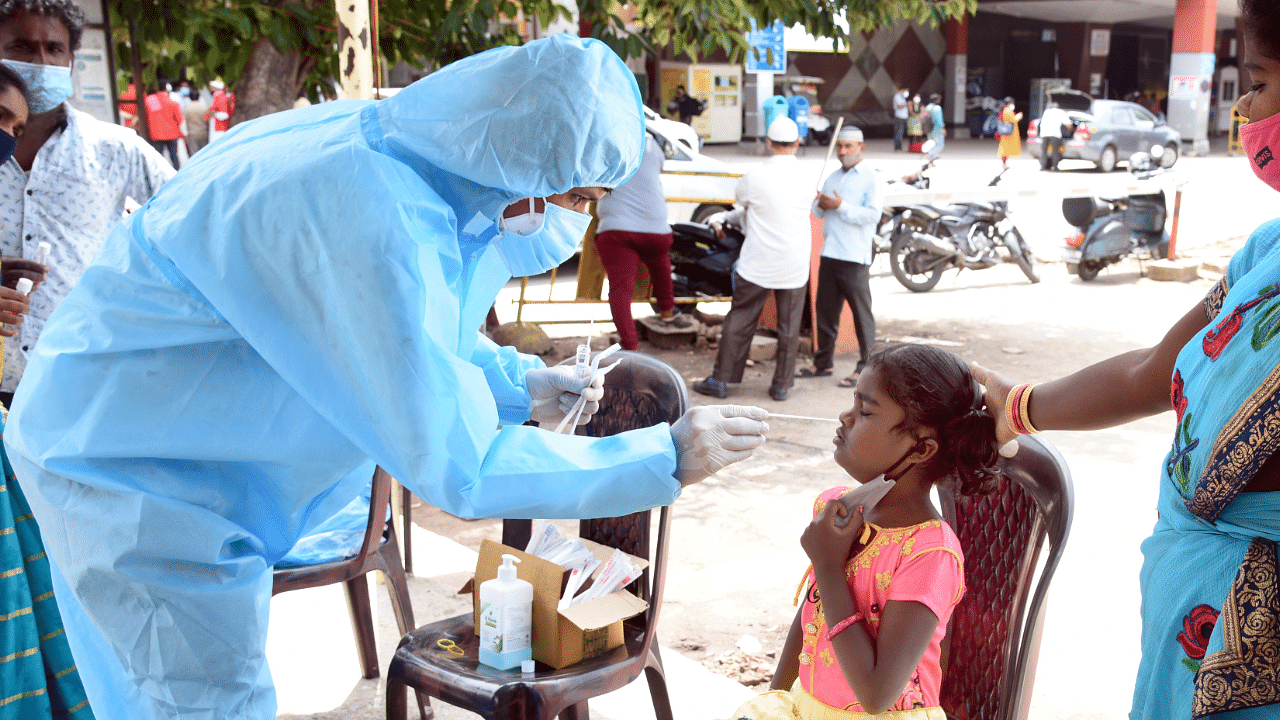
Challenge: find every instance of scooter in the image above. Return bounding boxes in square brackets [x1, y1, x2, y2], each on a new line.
[887, 166, 1040, 292]
[1061, 146, 1170, 281]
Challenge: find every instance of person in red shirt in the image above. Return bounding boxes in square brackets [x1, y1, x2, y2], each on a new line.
[204, 79, 234, 143]
[144, 83, 184, 168]
[118, 82, 137, 129]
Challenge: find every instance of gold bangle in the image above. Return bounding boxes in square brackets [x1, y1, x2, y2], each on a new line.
[1004, 383, 1025, 434]
[1019, 383, 1041, 434]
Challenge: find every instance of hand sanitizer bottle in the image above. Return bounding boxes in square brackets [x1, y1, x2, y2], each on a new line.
[479, 554, 533, 670]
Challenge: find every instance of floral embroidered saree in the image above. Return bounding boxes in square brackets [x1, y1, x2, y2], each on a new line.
[1134, 218, 1280, 719]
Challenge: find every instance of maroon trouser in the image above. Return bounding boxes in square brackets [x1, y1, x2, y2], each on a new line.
[595, 230, 676, 350]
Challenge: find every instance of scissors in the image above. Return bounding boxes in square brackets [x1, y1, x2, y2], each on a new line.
[437, 638, 465, 656]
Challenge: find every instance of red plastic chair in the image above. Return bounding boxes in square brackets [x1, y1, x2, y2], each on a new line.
[385, 351, 685, 720]
[937, 433, 1074, 720]
[272, 465, 415, 679]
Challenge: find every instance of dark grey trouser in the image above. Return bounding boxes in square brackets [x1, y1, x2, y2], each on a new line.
[812, 256, 875, 374]
[711, 272, 807, 391]
[1042, 137, 1065, 170]
[893, 117, 906, 150]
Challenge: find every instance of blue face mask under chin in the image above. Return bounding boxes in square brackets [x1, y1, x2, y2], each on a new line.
[1, 59, 74, 114]
[493, 200, 591, 278]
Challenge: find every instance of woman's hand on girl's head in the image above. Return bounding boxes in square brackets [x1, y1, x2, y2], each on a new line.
[0, 285, 30, 337]
[969, 361, 1018, 447]
[801, 499, 863, 574]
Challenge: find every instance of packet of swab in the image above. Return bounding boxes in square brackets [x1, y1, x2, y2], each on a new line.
[523, 522, 626, 609]
[566, 547, 644, 607]
[558, 555, 602, 610]
[832, 476, 896, 527]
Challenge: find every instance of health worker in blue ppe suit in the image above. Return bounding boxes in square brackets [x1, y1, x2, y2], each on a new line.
[4, 35, 770, 720]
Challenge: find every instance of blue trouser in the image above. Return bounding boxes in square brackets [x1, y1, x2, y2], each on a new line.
[893, 117, 905, 150]
[927, 133, 945, 159]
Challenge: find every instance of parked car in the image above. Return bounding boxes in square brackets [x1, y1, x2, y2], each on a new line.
[645, 123, 739, 224]
[644, 105, 700, 153]
[1026, 89, 1181, 172]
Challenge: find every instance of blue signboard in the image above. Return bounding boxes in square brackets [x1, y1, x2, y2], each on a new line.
[747, 19, 785, 73]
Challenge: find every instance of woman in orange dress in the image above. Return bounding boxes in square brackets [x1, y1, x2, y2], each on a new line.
[996, 97, 1023, 167]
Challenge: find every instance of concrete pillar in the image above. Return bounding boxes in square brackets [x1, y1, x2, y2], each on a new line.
[1169, 0, 1217, 155]
[944, 15, 969, 139]
[1056, 22, 1112, 98]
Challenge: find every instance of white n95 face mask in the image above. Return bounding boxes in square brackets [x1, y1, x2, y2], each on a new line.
[499, 197, 544, 236]
[1, 59, 73, 114]
[494, 198, 591, 277]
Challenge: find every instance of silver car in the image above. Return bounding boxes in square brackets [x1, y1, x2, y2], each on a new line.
[1027, 90, 1182, 172]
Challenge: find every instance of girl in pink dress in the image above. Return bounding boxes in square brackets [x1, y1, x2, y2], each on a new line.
[730, 344, 1000, 720]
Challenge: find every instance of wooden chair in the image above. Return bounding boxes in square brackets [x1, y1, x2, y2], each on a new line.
[385, 350, 686, 720]
[937, 433, 1074, 720]
[272, 465, 415, 679]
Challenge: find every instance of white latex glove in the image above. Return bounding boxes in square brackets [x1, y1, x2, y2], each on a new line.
[527, 366, 605, 428]
[669, 405, 770, 486]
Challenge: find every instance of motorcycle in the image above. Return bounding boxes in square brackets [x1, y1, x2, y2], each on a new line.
[1061, 146, 1170, 281]
[887, 166, 1040, 292]
[668, 220, 743, 301]
[873, 158, 934, 257]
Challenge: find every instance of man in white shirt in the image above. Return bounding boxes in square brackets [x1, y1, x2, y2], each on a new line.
[0, 0, 174, 403]
[1038, 101, 1071, 171]
[693, 117, 814, 402]
[892, 87, 909, 151]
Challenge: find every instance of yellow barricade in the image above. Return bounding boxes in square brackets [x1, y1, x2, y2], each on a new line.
[1230, 103, 1247, 156]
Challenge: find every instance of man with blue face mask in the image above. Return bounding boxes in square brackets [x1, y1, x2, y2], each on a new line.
[0, 0, 173, 406]
[5, 34, 770, 720]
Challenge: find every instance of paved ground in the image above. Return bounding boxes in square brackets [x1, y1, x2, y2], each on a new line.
[269, 134, 1264, 720]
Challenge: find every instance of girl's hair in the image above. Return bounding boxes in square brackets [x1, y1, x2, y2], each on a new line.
[0, 62, 27, 102]
[866, 344, 1000, 496]
[1242, 0, 1280, 60]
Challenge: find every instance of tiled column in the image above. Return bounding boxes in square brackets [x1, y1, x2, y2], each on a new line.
[944, 14, 969, 138]
[1170, 0, 1217, 155]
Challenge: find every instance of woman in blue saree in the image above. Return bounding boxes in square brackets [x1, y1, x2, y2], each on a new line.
[974, 6, 1280, 717]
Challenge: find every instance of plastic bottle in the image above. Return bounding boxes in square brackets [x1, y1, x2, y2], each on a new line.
[478, 554, 533, 670]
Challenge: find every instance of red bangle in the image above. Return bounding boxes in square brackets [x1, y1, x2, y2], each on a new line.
[825, 612, 864, 641]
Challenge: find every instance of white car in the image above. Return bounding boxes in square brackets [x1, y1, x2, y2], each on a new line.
[644, 121, 739, 224]
[643, 105, 700, 153]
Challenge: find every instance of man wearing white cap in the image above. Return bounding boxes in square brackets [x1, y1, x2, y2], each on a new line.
[693, 116, 814, 402]
[799, 125, 881, 388]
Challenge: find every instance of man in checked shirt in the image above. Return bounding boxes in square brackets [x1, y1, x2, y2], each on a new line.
[0, 0, 173, 407]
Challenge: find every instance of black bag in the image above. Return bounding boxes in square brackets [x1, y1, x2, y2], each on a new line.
[1061, 121, 1076, 138]
[680, 96, 706, 118]
[996, 120, 1014, 136]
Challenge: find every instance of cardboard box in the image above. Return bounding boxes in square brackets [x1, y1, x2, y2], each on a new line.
[472, 537, 649, 669]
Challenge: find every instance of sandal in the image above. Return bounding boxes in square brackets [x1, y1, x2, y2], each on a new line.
[796, 366, 832, 378]
[838, 373, 860, 388]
